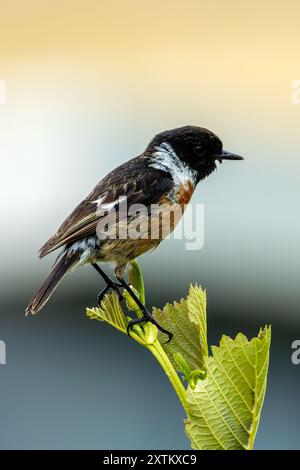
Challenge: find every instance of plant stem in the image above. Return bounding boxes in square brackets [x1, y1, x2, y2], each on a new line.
[147, 339, 189, 415]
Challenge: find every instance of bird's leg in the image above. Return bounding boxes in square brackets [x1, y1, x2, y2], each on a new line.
[92, 263, 123, 304]
[116, 276, 173, 343]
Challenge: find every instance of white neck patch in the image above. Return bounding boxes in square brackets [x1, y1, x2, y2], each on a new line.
[150, 142, 198, 187]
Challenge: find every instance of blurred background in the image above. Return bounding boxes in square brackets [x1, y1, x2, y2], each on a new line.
[0, 0, 299, 449]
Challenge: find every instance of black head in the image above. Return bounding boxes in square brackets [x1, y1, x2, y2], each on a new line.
[148, 125, 243, 180]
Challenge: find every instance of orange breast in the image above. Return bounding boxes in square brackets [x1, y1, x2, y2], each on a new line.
[176, 179, 195, 209]
[154, 179, 195, 239]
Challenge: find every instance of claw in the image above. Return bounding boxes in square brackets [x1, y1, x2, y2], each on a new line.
[92, 264, 173, 342]
[97, 281, 123, 306]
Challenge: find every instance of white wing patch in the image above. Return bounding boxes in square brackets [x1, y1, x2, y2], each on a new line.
[92, 194, 107, 207]
[92, 194, 127, 211]
[101, 195, 127, 211]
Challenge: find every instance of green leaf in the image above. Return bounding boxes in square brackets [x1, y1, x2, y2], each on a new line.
[173, 352, 192, 380]
[123, 286, 142, 316]
[187, 284, 208, 358]
[174, 352, 206, 390]
[188, 370, 207, 390]
[185, 326, 271, 450]
[123, 260, 145, 317]
[86, 266, 271, 451]
[86, 293, 128, 334]
[153, 285, 208, 371]
[128, 260, 145, 305]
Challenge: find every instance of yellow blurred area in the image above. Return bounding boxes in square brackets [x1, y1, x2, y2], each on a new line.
[1, 0, 300, 108]
[0, 1, 299, 148]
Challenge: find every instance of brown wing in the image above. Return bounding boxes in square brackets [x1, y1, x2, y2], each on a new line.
[39, 156, 173, 257]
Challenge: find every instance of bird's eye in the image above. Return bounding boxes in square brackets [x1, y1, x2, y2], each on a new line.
[194, 145, 206, 157]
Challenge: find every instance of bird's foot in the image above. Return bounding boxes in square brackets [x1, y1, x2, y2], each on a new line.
[127, 315, 173, 343]
[97, 280, 123, 305]
[116, 275, 173, 343]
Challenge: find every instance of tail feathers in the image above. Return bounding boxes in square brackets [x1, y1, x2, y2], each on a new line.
[25, 252, 79, 315]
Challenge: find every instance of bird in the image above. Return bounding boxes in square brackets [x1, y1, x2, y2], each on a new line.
[26, 125, 243, 341]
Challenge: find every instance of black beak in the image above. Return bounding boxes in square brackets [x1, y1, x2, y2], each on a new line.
[215, 150, 244, 163]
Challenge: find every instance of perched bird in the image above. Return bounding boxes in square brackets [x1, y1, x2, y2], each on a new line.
[26, 126, 243, 340]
